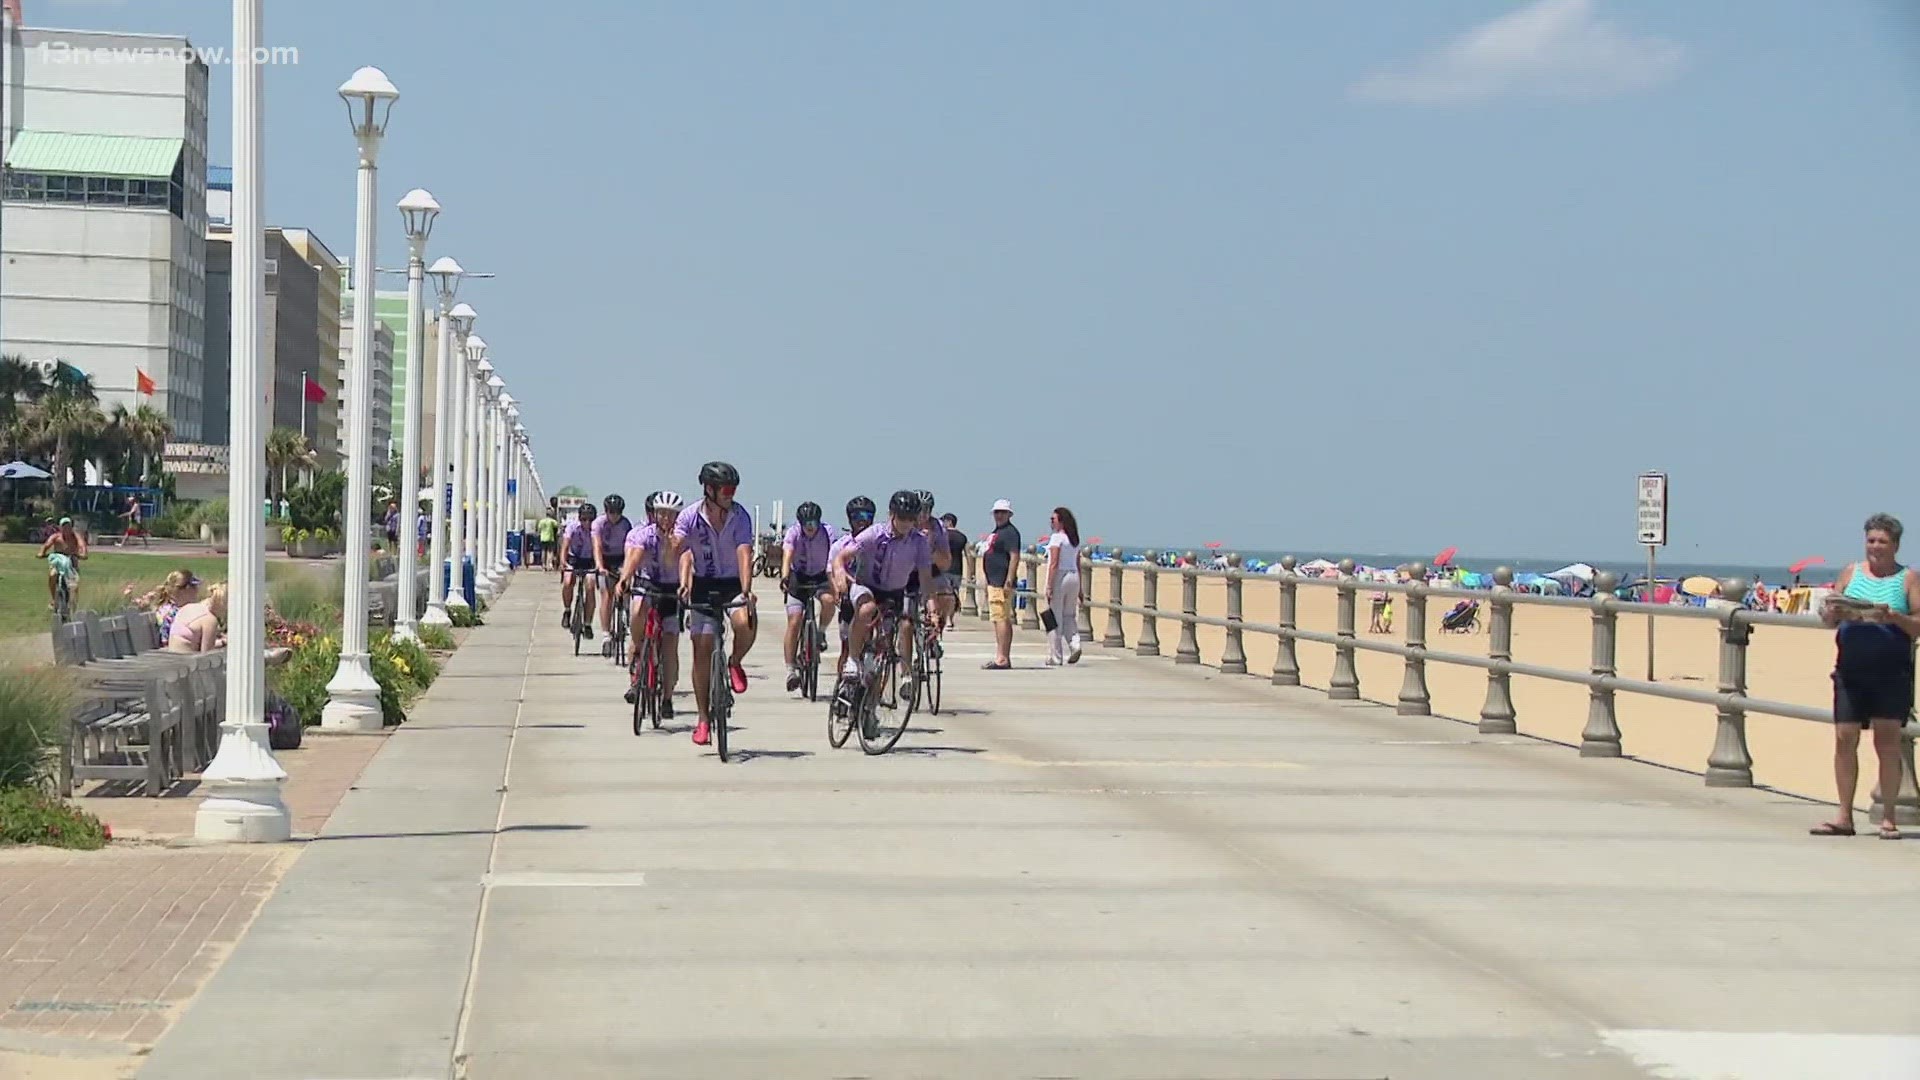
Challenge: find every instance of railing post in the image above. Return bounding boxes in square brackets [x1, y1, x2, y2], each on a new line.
[1705, 577, 1755, 787]
[1479, 567, 1517, 734]
[1077, 549, 1094, 643]
[1135, 552, 1160, 655]
[961, 547, 979, 617]
[1329, 558, 1360, 700]
[1101, 550, 1127, 647]
[1272, 555, 1300, 686]
[1581, 571, 1622, 757]
[1222, 554, 1247, 675]
[1175, 555, 1201, 665]
[1396, 561, 1429, 715]
[1872, 723, 1920, 826]
[1021, 553, 1042, 630]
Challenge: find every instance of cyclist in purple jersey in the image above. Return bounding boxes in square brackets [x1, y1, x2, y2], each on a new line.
[780, 500, 839, 692]
[592, 494, 634, 655]
[913, 490, 958, 641]
[618, 490, 685, 714]
[559, 502, 598, 635]
[832, 491, 936, 682]
[674, 461, 758, 746]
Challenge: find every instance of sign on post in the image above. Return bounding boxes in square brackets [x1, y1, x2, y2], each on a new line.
[1636, 472, 1668, 547]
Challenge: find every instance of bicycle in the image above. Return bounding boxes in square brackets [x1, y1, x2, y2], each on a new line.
[785, 577, 829, 703]
[913, 606, 943, 716]
[684, 592, 753, 763]
[627, 581, 675, 736]
[568, 569, 596, 656]
[48, 555, 76, 625]
[830, 593, 916, 754]
[609, 575, 630, 667]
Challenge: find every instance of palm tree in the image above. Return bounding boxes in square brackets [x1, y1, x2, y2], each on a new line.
[0, 355, 51, 460]
[119, 404, 171, 485]
[16, 366, 105, 507]
[265, 426, 314, 500]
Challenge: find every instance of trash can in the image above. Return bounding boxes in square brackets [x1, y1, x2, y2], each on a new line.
[443, 557, 478, 608]
[507, 531, 522, 568]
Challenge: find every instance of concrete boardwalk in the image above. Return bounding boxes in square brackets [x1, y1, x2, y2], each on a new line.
[142, 576, 1920, 1079]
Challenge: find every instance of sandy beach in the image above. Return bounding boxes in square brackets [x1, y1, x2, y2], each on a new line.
[1076, 561, 1889, 810]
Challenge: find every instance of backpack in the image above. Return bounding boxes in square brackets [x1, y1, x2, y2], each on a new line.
[265, 692, 303, 751]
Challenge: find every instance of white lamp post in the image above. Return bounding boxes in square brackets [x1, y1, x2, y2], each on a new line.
[197, 0, 289, 842]
[467, 344, 493, 603]
[392, 188, 439, 643]
[322, 65, 399, 732]
[420, 259, 465, 626]
[473, 364, 499, 600]
[486, 376, 508, 583]
[508, 413, 524, 565]
[443, 317, 478, 613]
[496, 395, 516, 575]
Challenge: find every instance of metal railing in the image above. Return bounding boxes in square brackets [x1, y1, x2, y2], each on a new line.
[958, 548, 1918, 823]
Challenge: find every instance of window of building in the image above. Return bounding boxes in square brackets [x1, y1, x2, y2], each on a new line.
[3, 168, 187, 217]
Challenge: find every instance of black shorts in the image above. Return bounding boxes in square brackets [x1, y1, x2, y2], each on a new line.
[1833, 670, 1914, 726]
[786, 571, 830, 602]
[567, 555, 597, 575]
[632, 582, 681, 619]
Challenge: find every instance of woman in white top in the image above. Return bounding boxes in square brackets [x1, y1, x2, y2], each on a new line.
[1042, 507, 1082, 666]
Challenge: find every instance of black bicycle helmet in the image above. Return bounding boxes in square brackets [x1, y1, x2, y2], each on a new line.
[888, 490, 923, 518]
[699, 461, 739, 488]
[914, 489, 935, 513]
[797, 501, 822, 525]
[846, 496, 875, 520]
[575, 503, 595, 520]
[643, 491, 660, 513]
[604, 493, 625, 515]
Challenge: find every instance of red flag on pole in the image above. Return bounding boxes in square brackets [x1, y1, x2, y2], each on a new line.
[135, 369, 155, 395]
[303, 375, 327, 404]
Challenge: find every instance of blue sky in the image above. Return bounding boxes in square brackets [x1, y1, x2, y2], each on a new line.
[36, 0, 1920, 566]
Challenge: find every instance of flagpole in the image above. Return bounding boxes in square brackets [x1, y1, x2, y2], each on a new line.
[299, 370, 307, 440]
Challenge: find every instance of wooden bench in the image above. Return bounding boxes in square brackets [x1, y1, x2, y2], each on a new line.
[62, 669, 189, 797]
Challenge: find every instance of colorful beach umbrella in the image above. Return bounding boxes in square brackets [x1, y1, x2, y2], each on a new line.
[1433, 546, 1457, 567]
[1680, 575, 1719, 597]
[1204, 541, 1224, 550]
[1788, 556, 1823, 576]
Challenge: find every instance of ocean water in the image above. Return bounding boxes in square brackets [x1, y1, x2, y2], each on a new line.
[1113, 547, 1828, 586]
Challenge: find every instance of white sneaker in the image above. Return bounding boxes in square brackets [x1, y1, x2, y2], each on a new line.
[842, 659, 860, 679]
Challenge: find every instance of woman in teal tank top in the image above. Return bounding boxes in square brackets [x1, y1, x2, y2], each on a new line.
[1813, 514, 1919, 839]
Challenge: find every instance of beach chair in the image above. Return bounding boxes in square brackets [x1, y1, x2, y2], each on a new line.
[1441, 600, 1479, 633]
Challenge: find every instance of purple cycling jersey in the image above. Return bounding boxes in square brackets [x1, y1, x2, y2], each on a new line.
[848, 523, 933, 592]
[562, 519, 594, 560]
[783, 522, 837, 575]
[674, 500, 754, 580]
[829, 533, 857, 580]
[921, 518, 949, 568]
[623, 521, 680, 585]
[592, 514, 633, 564]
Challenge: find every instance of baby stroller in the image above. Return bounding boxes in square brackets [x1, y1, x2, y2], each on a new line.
[1440, 599, 1480, 633]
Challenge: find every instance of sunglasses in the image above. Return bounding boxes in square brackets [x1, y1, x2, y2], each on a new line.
[714, 485, 737, 498]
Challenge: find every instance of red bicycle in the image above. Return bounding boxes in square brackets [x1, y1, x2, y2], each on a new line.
[628, 580, 677, 735]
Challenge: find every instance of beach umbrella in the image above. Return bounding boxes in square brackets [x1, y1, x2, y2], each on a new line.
[1680, 575, 1718, 597]
[1204, 540, 1224, 550]
[1433, 546, 1457, 567]
[1088, 536, 1103, 545]
[0, 460, 52, 480]
[1788, 556, 1823, 576]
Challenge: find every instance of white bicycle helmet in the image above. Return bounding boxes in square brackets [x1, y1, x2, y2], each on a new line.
[652, 489, 686, 512]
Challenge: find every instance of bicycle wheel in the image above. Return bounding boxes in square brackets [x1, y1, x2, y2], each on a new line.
[711, 638, 731, 762]
[923, 631, 942, 716]
[631, 634, 653, 736]
[799, 612, 820, 702]
[571, 585, 586, 656]
[857, 654, 911, 755]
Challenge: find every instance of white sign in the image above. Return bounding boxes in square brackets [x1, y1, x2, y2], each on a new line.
[1636, 472, 1668, 546]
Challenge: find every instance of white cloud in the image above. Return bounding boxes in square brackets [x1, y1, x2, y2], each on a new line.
[1351, 0, 1684, 106]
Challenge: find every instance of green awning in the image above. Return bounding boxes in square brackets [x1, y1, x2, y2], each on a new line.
[4, 131, 182, 179]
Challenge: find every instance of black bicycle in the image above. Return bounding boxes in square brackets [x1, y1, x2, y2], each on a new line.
[914, 605, 943, 716]
[609, 575, 631, 667]
[568, 569, 596, 656]
[830, 594, 915, 754]
[785, 577, 830, 703]
[684, 592, 753, 763]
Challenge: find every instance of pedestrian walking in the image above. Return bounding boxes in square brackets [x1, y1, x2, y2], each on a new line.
[981, 499, 1021, 669]
[1043, 506, 1082, 666]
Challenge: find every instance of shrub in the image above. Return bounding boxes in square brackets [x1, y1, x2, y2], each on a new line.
[0, 665, 73, 789]
[146, 502, 197, 540]
[417, 624, 456, 652]
[267, 631, 438, 728]
[268, 636, 337, 727]
[449, 606, 483, 628]
[0, 786, 109, 849]
[0, 515, 30, 543]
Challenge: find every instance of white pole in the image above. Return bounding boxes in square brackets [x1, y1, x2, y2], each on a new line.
[468, 356, 491, 602]
[393, 227, 428, 641]
[421, 292, 455, 624]
[197, 0, 289, 843]
[443, 330, 472, 613]
[475, 390, 495, 598]
[492, 399, 510, 577]
[322, 70, 392, 732]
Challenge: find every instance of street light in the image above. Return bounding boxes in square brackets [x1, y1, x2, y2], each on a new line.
[323, 64, 400, 731]
[443, 313, 478, 613]
[497, 394, 516, 576]
[392, 188, 439, 643]
[486, 375, 507, 585]
[506, 408, 523, 567]
[420, 259, 465, 626]
[472, 356, 497, 601]
[197, 0, 289, 842]
[467, 342, 492, 603]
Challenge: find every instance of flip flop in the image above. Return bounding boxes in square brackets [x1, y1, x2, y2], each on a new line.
[981, 661, 1010, 670]
[1808, 822, 1855, 837]
[1878, 825, 1903, 840]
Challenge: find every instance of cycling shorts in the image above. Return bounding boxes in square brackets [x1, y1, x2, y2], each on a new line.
[785, 571, 831, 615]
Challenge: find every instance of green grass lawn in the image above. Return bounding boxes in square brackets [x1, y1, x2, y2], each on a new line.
[0, 543, 310, 637]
